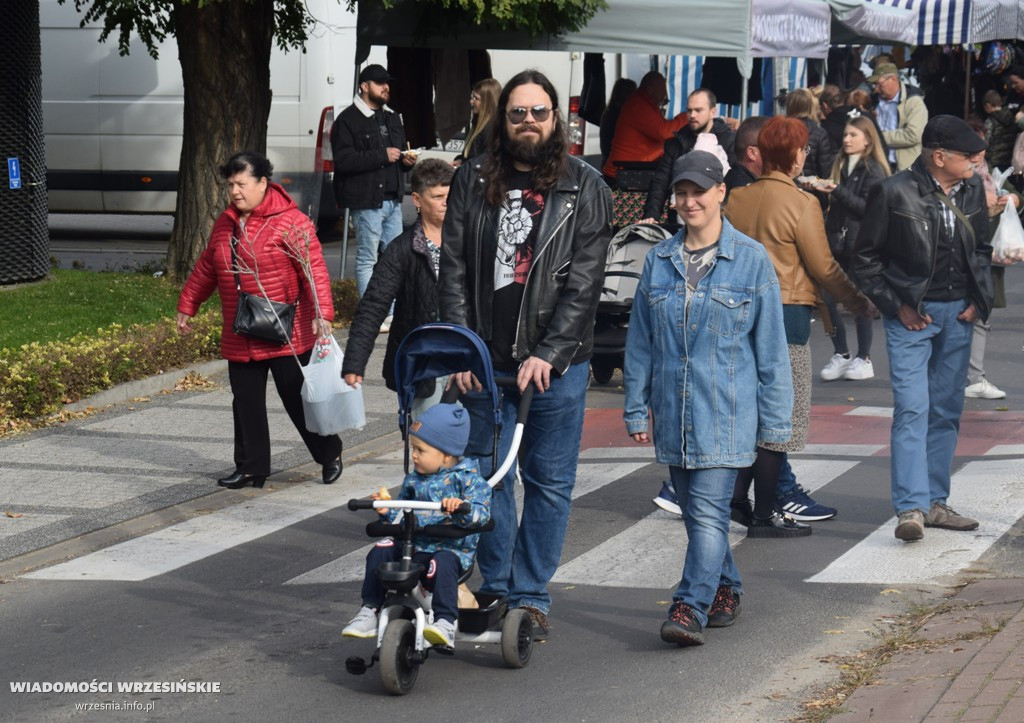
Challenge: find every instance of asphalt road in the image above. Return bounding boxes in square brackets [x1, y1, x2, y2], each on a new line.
[5, 220, 1024, 721]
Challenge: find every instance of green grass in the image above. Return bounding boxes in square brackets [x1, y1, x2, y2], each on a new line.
[0, 269, 217, 350]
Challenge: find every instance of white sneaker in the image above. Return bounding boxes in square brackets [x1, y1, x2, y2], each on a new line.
[342, 606, 379, 638]
[379, 315, 393, 334]
[820, 353, 851, 381]
[423, 618, 456, 647]
[843, 357, 875, 381]
[965, 379, 1006, 399]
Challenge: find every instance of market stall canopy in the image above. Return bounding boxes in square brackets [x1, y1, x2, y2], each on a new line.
[356, 0, 834, 62]
[831, 0, 1024, 46]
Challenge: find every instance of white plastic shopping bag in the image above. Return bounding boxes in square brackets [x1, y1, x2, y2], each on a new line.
[301, 336, 366, 434]
[991, 200, 1024, 265]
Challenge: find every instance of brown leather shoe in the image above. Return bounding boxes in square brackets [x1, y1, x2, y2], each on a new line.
[895, 509, 924, 542]
[924, 502, 979, 531]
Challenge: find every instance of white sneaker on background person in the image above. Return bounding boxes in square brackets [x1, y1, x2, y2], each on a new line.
[964, 379, 1006, 399]
[820, 353, 851, 381]
[843, 357, 875, 381]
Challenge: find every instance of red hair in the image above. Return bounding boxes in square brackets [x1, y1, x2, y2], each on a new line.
[758, 117, 809, 174]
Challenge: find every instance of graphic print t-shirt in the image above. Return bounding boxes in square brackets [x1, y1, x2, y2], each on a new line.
[490, 170, 544, 368]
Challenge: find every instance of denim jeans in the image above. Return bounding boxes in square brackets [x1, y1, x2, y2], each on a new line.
[775, 455, 796, 499]
[353, 200, 403, 297]
[462, 361, 590, 613]
[884, 300, 974, 514]
[669, 465, 742, 628]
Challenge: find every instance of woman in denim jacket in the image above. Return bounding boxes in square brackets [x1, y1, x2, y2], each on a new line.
[624, 151, 793, 648]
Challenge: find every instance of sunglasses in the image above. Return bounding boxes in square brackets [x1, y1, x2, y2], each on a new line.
[506, 105, 552, 124]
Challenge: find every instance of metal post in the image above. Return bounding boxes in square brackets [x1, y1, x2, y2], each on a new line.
[340, 209, 351, 278]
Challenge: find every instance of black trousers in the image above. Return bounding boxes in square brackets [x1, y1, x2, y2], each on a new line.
[227, 350, 342, 475]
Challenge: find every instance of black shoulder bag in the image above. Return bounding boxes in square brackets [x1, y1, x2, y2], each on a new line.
[230, 234, 297, 345]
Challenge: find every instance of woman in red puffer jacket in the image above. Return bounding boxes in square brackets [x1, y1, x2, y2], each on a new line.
[176, 151, 342, 489]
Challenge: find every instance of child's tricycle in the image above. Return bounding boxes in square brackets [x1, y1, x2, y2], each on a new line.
[344, 323, 535, 695]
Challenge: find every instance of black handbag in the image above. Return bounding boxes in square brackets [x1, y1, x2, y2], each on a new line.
[230, 235, 296, 345]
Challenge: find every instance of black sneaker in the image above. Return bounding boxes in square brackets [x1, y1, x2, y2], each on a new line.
[660, 602, 705, 646]
[730, 498, 753, 526]
[746, 510, 812, 538]
[518, 605, 550, 642]
[707, 586, 741, 628]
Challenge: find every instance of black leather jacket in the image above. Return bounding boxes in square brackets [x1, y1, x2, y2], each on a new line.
[439, 156, 614, 373]
[851, 156, 993, 321]
[643, 117, 736, 219]
[825, 157, 888, 264]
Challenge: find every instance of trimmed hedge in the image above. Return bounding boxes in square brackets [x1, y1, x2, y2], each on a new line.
[0, 278, 359, 430]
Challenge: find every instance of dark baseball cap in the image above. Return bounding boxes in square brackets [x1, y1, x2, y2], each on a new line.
[922, 115, 987, 154]
[358, 64, 393, 84]
[670, 151, 725, 190]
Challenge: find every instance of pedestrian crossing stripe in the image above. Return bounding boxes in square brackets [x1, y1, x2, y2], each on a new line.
[808, 459, 1024, 584]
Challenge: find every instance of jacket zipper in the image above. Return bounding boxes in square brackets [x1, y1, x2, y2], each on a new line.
[512, 204, 573, 366]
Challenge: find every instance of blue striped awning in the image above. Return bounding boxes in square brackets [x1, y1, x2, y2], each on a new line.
[866, 0, 972, 45]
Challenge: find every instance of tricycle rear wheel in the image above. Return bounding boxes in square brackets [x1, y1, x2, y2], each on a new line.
[500, 608, 534, 668]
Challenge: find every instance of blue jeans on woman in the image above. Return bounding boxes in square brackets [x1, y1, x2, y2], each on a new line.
[669, 466, 743, 628]
[462, 361, 590, 614]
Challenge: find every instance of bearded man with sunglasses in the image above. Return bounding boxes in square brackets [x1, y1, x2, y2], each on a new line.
[852, 115, 993, 543]
[440, 69, 613, 639]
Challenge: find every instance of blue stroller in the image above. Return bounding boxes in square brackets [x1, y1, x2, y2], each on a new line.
[345, 323, 535, 695]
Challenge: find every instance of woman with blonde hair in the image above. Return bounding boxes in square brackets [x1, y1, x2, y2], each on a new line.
[785, 87, 835, 179]
[817, 116, 890, 382]
[458, 78, 501, 162]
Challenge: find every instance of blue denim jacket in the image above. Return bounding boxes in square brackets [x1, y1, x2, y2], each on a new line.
[623, 218, 793, 468]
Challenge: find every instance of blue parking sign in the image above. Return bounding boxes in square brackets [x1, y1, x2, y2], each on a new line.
[7, 158, 21, 190]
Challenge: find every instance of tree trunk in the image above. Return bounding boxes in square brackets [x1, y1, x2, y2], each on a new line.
[167, 0, 274, 282]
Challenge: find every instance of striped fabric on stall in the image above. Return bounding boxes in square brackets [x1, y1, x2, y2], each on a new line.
[864, 0, 972, 45]
[664, 56, 807, 120]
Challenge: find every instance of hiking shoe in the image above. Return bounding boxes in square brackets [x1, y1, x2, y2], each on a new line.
[518, 606, 550, 642]
[707, 586, 741, 628]
[423, 618, 456, 648]
[843, 357, 875, 381]
[924, 502, 979, 531]
[776, 484, 837, 521]
[652, 480, 682, 516]
[746, 511, 811, 538]
[820, 353, 851, 381]
[730, 498, 753, 527]
[342, 606, 378, 638]
[894, 509, 925, 542]
[964, 380, 1006, 399]
[661, 602, 705, 646]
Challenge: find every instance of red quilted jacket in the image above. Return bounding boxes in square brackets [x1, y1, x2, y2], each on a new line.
[177, 183, 335, 362]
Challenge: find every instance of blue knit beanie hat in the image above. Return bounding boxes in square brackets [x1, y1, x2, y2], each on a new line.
[410, 403, 469, 457]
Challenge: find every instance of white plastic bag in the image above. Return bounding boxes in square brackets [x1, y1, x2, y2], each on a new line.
[991, 200, 1024, 265]
[301, 336, 365, 435]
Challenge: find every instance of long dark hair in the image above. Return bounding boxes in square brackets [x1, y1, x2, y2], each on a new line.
[482, 69, 568, 206]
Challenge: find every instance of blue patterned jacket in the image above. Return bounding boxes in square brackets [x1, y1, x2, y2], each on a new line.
[385, 457, 490, 571]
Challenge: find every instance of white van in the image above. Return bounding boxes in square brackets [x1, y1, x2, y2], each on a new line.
[40, 0, 379, 229]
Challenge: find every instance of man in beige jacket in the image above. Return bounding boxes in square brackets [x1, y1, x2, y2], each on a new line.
[869, 63, 928, 172]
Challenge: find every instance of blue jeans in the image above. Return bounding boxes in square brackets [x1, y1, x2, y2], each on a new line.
[775, 455, 796, 498]
[884, 300, 974, 514]
[463, 361, 590, 613]
[353, 200, 403, 296]
[669, 466, 742, 628]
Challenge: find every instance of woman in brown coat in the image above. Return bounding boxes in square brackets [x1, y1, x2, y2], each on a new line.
[725, 117, 874, 537]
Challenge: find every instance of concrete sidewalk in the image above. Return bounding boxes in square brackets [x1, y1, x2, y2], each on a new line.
[0, 331, 400, 563]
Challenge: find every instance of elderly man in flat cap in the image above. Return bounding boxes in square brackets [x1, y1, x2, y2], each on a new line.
[852, 115, 993, 542]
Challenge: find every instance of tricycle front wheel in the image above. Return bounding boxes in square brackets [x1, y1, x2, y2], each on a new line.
[379, 619, 419, 695]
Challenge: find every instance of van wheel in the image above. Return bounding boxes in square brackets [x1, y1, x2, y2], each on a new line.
[591, 360, 616, 385]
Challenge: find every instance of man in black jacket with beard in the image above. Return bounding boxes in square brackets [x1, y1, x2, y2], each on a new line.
[641, 88, 736, 223]
[853, 115, 993, 543]
[440, 69, 613, 641]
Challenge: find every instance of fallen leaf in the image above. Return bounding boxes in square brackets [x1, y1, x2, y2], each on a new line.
[880, 588, 902, 595]
[4, 510, 25, 518]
